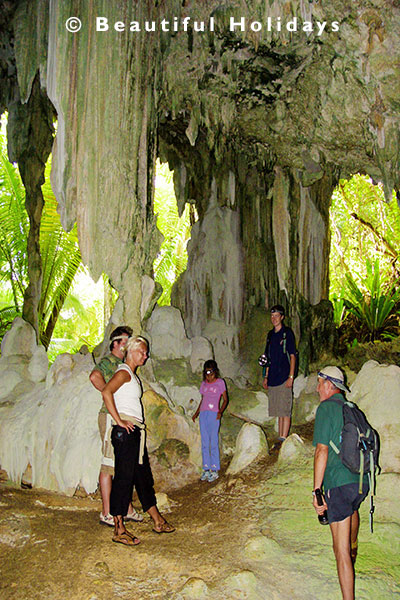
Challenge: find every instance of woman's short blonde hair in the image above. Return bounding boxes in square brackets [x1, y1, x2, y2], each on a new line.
[124, 335, 149, 355]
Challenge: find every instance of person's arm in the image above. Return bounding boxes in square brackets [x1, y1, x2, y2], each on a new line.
[217, 390, 228, 420]
[313, 443, 329, 514]
[89, 368, 106, 392]
[262, 365, 269, 390]
[102, 370, 135, 433]
[285, 353, 296, 388]
[192, 397, 203, 422]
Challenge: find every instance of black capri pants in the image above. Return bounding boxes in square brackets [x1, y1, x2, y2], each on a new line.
[110, 425, 157, 516]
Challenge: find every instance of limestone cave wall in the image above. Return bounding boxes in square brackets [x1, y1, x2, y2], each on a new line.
[1, 0, 400, 371]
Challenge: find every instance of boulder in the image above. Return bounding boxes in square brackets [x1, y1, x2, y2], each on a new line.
[0, 368, 23, 401]
[244, 535, 283, 560]
[349, 360, 400, 473]
[1, 317, 37, 358]
[226, 423, 268, 475]
[28, 345, 49, 383]
[223, 570, 263, 600]
[145, 305, 192, 359]
[143, 389, 202, 466]
[292, 378, 319, 425]
[190, 336, 214, 374]
[178, 577, 209, 599]
[277, 433, 313, 466]
[46, 353, 75, 388]
[0, 352, 103, 495]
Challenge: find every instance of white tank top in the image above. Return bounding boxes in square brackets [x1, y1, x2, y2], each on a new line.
[113, 364, 143, 422]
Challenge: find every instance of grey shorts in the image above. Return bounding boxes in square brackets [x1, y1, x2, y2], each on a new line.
[268, 383, 293, 417]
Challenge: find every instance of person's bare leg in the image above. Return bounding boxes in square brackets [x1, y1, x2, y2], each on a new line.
[147, 505, 175, 532]
[147, 505, 165, 528]
[114, 515, 126, 535]
[330, 517, 354, 600]
[99, 472, 112, 515]
[279, 416, 291, 438]
[350, 510, 359, 564]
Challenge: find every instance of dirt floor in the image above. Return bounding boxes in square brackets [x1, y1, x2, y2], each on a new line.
[0, 450, 279, 600]
[2, 421, 398, 600]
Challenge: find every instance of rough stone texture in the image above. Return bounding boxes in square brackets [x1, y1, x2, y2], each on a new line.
[292, 375, 320, 424]
[277, 433, 313, 466]
[0, 514, 31, 548]
[145, 305, 192, 360]
[226, 423, 269, 475]
[28, 345, 49, 382]
[3, 1, 400, 373]
[172, 204, 244, 378]
[178, 577, 209, 599]
[190, 336, 214, 375]
[349, 360, 400, 473]
[142, 388, 202, 467]
[1, 316, 37, 358]
[222, 570, 263, 600]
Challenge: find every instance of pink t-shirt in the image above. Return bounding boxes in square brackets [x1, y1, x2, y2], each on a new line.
[199, 378, 226, 412]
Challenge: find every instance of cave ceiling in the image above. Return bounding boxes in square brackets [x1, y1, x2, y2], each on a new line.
[0, 0, 399, 368]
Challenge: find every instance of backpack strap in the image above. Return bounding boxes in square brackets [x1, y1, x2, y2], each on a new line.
[326, 396, 345, 455]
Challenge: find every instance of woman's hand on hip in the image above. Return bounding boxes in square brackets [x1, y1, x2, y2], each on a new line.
[118, 420, 135, 433]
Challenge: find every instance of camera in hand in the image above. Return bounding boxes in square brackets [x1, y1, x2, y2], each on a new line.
[315, 488, 329, 525]
[258, 353, 270, 367]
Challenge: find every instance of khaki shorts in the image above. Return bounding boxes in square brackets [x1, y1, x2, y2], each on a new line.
[98, 412, 115, 475]
[268, 383, 293, 417]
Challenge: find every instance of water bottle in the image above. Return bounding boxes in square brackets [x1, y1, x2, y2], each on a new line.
[315, 488, 329, 525]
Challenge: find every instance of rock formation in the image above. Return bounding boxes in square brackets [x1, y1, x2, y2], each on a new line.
[1, 0, 400, 372]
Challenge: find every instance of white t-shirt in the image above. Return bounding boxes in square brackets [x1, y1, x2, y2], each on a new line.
[113, 364, 143, 423]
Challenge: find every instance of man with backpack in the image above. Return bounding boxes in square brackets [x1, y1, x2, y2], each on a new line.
[261, 304, 296, 444]
[313, 366, 369, 600]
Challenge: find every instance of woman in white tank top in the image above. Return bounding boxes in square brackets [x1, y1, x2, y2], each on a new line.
[102, 335, 175, 546]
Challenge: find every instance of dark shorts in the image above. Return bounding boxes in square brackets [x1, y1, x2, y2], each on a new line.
[326, 481, 369, 523]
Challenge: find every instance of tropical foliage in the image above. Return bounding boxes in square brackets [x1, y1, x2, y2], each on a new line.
[37, 159, 82, 348]
[342, 259, 400, 341]
[153, 160, 196, 305]
[329, 175, 400, 342]
[0, 124, 84, 350]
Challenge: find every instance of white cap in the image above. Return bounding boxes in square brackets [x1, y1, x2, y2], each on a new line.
[318, 366, 350, 393]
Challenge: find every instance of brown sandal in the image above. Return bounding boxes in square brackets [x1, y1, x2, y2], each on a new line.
[152, 521, 175, 534]
[112, 531, 140, 546]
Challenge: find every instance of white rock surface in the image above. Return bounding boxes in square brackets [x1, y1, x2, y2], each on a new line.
[189, 336, 214, 374]
[277, 433, 312, 466]
[145, 305, 192, 359]
[0, 368, 23, 401]
[140, 274, 157, 319]
[28, 345, 49, 382]
[1, 316, 37, 358]
[226, 423, 268, 475]
[349, 360, 400, 473]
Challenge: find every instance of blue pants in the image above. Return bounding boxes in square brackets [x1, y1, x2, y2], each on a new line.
[199, 411, 221, 471]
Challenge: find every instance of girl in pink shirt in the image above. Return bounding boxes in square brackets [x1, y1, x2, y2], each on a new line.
[192, 360, 228, 482]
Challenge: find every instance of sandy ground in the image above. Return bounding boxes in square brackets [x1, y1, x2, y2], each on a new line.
[1, 426, 399, 600]
[0, 453, 278, 600]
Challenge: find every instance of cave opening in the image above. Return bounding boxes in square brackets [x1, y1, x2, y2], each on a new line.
[153, 159, 197, 306]
[0, 112, 117, 360]
[328, 174, 400, 346]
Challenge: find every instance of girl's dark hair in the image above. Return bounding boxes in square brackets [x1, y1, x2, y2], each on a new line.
[203, 359, 220, 380]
